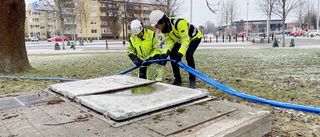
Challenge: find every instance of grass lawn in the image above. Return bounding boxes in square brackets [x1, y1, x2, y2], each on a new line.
[0, 48, 320, 136]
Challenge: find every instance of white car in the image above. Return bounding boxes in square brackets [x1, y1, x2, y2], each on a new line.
[307, 30, 320, 37]
[28, 36, 39, 42]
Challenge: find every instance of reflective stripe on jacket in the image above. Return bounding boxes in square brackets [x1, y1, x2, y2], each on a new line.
[127, 29, 161, 60]
[163, 17, 202, 55]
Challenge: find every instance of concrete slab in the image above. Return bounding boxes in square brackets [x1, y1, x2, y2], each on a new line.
[77, 83, 209, 121]
[49, 75, 155, 99]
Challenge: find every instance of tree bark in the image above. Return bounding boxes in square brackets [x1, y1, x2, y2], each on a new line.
[0, 0, 33, 73]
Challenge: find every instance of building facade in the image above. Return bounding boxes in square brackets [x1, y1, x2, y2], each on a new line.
[26, 0, 166, 41]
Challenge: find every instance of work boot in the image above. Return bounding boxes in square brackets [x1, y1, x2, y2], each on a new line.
[189, 80, 196, 89]
[172, 79, 182, 86]
[155, 76, 163, 82]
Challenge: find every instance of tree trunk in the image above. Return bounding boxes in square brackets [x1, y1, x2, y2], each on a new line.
[0, 0, 33, 73]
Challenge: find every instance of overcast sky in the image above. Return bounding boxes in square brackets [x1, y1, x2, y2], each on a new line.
[25, 0, 302, 27]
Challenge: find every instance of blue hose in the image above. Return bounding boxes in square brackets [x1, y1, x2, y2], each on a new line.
[119, 59, 320, 114]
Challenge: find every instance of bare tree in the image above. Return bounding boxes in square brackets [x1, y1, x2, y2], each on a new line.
[123, 0, 144, 39]
[0, 0, 33, 73]
[150, 0, 184, 16]
[221, 0, 238, 35]
[273, 0, 302, 47]
[293, 0, 305, 30]
[105, 1, 122, 39]
[55, 0, 67, 50]
[256, 0, 277, 39]
[77, 0, 90, 41]
[205, 0, 223, 14]
[303, 0, 316, 30]
[204, 21, 216, 33]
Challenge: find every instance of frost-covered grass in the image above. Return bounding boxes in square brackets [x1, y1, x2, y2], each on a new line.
[0, 48, 320, 136]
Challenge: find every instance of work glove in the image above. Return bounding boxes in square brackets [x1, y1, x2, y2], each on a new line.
[142, 57, 153, 66]
[133, 58, 143, 66]
[175, 52, 183, 63]
[128, 54, 142, 66]
[157, 50, 170, 65]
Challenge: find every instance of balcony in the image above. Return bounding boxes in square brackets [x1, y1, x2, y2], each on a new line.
[100, 16, 109, 20]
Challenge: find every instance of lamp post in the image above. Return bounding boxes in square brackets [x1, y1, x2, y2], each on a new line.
[246, 0, 249, 41]
[317, 0, 319, 33]
[122, 12, 125, 45]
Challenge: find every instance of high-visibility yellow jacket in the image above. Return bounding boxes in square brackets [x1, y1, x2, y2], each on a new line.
[127, 29, 161, 60]
[162, 17, 202, 55]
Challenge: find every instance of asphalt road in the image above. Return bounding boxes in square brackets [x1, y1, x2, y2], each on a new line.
[25, 36, 320, 52]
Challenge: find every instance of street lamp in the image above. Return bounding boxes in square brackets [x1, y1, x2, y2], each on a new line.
[246, 0, 249, 41]
[121, 12, 125, 45]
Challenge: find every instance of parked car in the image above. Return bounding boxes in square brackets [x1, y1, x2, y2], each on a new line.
[47, 36, 69, 42]
[290, 30, 307, 37]
[237, 32, 246, 37]
[307, 30, 320, 37]
[28, 36, 39, 42]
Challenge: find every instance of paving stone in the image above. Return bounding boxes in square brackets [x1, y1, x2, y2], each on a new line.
[0, 98, 22, 111]
[16, 92, 47, 106]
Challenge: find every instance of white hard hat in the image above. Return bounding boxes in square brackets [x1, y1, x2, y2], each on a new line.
[130, 20, 143, 34]
[149, 10, 164, 27]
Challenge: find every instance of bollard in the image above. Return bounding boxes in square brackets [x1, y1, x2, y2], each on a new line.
[273, 40, 279, 47]
[70, 42, 75, 50]
[209, 37, 211, 43]
[235, 35, 237, 42]
[216, 35, 218, 43]
[229, 35, 231, 42]
[122, 41, 125, 46]
[106, 40, 108, 50]
[80, 40, 84, 46]
[222, 35, 224, 43]
[242, 36, 244, 42]
[290, 38, 295, 47]
[54, 43, 60, 50]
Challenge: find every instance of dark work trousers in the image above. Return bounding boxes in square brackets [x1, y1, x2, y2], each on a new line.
[139, 66, 148, 79]
[169, 38, 201, 82]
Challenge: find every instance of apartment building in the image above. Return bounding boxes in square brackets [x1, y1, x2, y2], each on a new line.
[26, 0, 166, 41]
[26, 1, 55, 40]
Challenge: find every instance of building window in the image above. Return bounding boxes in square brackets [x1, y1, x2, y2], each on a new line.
[90, 12, 97, 16]
[89, 2, 96, 7]
[102, 28, 109, 34]
[91, 20, 97, 24]
[40, 26, 45, 30]
[102, 21, 108, 25]
[76, 29, 82, 34]
[91, 29, 97, 33]
[143, 6, 149, 10]
[75, 20, 81, 25]
[39, 18, 45, 23]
